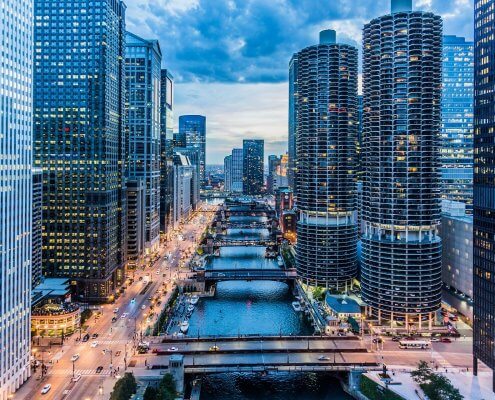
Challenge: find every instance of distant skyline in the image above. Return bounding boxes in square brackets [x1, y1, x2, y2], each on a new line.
[126, 0, 474, 164]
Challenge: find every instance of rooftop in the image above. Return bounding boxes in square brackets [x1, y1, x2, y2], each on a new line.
[325, 294, 361, 314]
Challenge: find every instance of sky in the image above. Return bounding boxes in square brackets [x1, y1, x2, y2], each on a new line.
[125, 0, 474, 164]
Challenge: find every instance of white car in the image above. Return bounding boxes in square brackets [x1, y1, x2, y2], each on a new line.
[70, 354, 80, 362]
[91, 341, 98, 348]
[72, 374, 82, 382]
[41, 384, 52, 394]
[141, 305, 146, 310]
[113, 308, 119, 313]
[167, 347, 178, 352]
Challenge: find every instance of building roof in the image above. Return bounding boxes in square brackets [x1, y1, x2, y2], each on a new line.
[325, 294, 361, 314]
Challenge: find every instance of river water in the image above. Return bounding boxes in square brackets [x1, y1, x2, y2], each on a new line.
[191, 212, 352, 399]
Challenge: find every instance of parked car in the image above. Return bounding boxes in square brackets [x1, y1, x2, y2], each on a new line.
[70, 354, 80, 362]
[41, 384, 52, 394]
[318, 356, 330, 361]
[441, 338, 452, 343]
[72, 374, 82, 382]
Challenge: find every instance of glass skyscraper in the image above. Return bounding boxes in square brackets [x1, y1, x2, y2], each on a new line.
[125, 32, 162, 253]
[473, 0, 495, 389]
[361, 0, 443, 327]
[179, 115, 206, 187]
[288, 54, 298, 193]
[34, 0, 127, 302]
[242, 140, 264, 195]
[0, 0, 33, 397]
[441, 35, 474, 212]
[295, 30, 358, 289]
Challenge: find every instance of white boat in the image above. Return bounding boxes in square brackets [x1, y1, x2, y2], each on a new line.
[277, 256, 284, 267]
[292, 301, 302, 312]
[187, 305, 195, 312]
[190, 295, 199, 305]
[180, 321, 189, 333]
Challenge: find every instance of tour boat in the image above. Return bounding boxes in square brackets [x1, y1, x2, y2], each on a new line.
[190, 295, 199, 305]
[180, 321, 189, 333]
[292, 301, 302, 312]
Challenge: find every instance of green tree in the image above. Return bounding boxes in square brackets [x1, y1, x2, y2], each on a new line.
[110, 372, 137, 400]
[421, 373, 463, 400]
[143, 386, 158, 400]
[411, 360, 433, 384]
[157, 373, 177, 400]
[312, 286, 325, 301]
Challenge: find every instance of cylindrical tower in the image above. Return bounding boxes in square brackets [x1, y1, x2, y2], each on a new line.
[361, 0, 443, 326]
[295, 30, 358, 289]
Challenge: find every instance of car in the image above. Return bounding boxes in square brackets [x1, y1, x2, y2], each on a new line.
[41, 384, 52, 394]
[441, 338, 452, 343]
[96, 366, 103, 374]
[318, 356, 330, 361]
[113, 308, 119, 313]
[431, 337, 441, 342]
[72, 374, 82, 382]
[131, 298, 136, 303]
[209, 345, 220, 352]
[168, 347, 178, 352]
[91, 341, 98, 348]
[148, 296, 153, 301]
[82, 333, 90, 342]
[141, 305, 146, 310]
[138, 276, 143, 281]
[143, 281, 148, 285]
[92, 333, 98, 339]
[372, 338, 383, 344]
[217, 273, 226, 277]
[392, 336, 401, 342]
[111, 316, 117, 323]
[115, 351, 121, 357]
[70, 354, 80, 362]
[121, 314, 126, 319]
[155, 270, 160, 275]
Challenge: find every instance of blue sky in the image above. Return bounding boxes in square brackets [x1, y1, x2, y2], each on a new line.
[126, 0, 474, 164]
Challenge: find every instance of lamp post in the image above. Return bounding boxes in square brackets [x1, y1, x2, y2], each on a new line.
[72, 359, 76, 379]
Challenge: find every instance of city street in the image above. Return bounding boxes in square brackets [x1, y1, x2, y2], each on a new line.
[15, 204, 216, 400]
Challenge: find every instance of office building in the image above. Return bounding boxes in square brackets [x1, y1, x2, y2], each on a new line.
[33, 168, 43, 288]
[361, 0, 443, 327]
[160, 69, 175, 235]
[439, 200, 473, 321]
[125, 32, 162, 252]
[295, 29, 358, 289]
[179, 115, 206, 186]
[441, 35, 474, 212]
[127, 180, 146, 267]
[224, 155, 232, 192]
[231, 148, 244, 193]
[173, 154, 194, 225]
[473, 0, 495, 387]
[34, 0, 127, 301]
[0, 1, 33, 397]
[267, 155, 281, 194]
[243, 140, 264, 195]
[288, 54, 298, 192]
[175, 147, 200, 209]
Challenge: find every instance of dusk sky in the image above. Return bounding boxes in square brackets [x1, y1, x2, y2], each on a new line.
[126, 0, 474, 164]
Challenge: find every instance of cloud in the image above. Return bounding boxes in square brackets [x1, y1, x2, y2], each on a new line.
[126, 0, 473, 84]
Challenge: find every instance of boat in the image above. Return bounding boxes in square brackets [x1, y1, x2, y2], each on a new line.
[187, 305, 195, 312]
[277, 256, 284, 267]
[292, 301, 302, 312]
[180, 321, 189, 333]
[190, 295, 199, 305]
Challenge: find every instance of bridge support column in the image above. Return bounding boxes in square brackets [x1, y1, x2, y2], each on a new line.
[169, 354, 185, 394]
[419, 314, 422, 331]
[378, 309, 381, 325]
[428, 312, 433, 331]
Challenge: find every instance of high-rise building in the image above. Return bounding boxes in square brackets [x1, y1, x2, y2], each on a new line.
[179, 115, 206, 186]
[33, 168, 43, 288]
[125, 32, 162, 253]
[288, 54, 298, 192]
[441, 35, 474, 212]
[34, 0, 127, 301]
[174, 147, 200, 209]
[160, 69, 174, 235]
[224, 155, 232, 192]
[0, 1, 33, 396]
[473, 0, 495, 387]
[231, 148, 244, 193]
[356, 95, 364, 179]
[126, 180, 146, 267]
[361, 0, 443, 327]
[173, 154, 194, 225]
[267, 155, 281, 194]
[295, 29, 358, 289]
[242, 140, 264, 195]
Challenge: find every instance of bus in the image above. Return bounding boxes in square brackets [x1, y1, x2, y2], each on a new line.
[399, 340, 430, 350]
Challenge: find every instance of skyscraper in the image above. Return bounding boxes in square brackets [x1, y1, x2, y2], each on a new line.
[473, 0, 495, 388]
[0, 0, 33, 396]
[441, 35, 474, 212]
[125, 32, 162, 253]
[288, 54, 298, 192]
[224, 155, 232, 192]
[34, 0, 127, 301]
[33, 168, 43, 288]
[160, 69, 174, 235]
[361, 0, 443, 327]
[295, 29, 358, 289]
[243, 140, 264, 195]
[179, 115, 206, 186]
[267, 155, 281, 194]
[231, 148, 244, 193]
[174, 147, 200, 210]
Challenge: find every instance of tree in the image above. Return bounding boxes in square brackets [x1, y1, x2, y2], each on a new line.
[312, 286, 325, 301]
[143, 386, 158, 400]
[411, 360, 433, 385]
[421, 373, 463, 400]
[110, 372, 137, 400]
[157, 373, 177, 400]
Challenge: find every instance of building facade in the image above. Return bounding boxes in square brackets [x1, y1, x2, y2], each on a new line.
[243, 140, 264, 195]
[33, 168, 43, 288]
[231, 148, 244, 193]
[34, 0, 127, 301]
[441, 35, 474, 212]
[175, 147, 200, 210]
[126, 180, 146, 267]
[160, 69, 175, 235]
[179, 115, 206, 187]
[173, 154, 194, 225]
[0, 1, 33, 397]
[361, 0, 443, 327]
[473, 0, 495, 386]
[295, 29, 358, 289]
[267, 155, 281, 194]
[224, 155, 232, 192]
[125, 32, 162, 253]
[288, 54, 298, 192]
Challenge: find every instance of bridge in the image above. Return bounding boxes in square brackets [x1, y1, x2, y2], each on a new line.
[203, 268, 297, 282]
[212, 238, 276, 247]
[220, 221, 270, 229]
